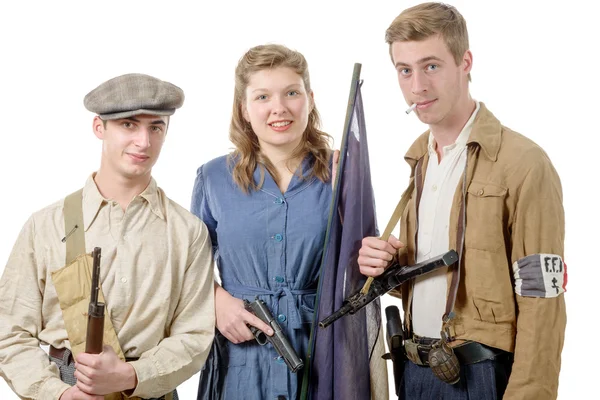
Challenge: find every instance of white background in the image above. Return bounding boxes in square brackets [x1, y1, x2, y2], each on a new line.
[0, 0, 598, 398]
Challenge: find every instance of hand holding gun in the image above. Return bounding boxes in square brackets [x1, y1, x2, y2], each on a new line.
[85, 247, 105, 354]
[319, 250, 458, 328]
[244, 298, 304, 373]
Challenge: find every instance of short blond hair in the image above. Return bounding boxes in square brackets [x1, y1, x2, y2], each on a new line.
[385, 2, 471, 80]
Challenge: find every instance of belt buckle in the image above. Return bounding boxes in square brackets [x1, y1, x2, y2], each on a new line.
[404, 340, 423, 365]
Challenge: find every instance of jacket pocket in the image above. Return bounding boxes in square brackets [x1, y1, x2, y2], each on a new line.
[465, 181, 508, 252]
[462, 248, 516, 325]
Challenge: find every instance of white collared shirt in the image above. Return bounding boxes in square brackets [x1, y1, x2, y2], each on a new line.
[412, 101, 480, 338]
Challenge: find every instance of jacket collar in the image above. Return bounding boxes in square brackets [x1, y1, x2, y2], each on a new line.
[405, 102, 502, 168]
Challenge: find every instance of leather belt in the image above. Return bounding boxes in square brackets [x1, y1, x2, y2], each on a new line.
[404, 339, 505, 367]
[49, 345, 70, 361]
[49, 345, 139, 362]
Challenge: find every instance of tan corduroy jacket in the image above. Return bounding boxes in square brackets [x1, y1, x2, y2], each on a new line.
[391, 102, 567, 400]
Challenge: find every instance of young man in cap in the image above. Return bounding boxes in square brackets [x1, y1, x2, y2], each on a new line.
[0, 73, 215, 400]
[358, 3, 566, 399]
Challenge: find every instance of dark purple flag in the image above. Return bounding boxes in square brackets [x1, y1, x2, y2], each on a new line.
[301, 64, 383, 400]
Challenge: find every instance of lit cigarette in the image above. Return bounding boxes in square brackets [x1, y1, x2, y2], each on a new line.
[405, 103, 417, 114]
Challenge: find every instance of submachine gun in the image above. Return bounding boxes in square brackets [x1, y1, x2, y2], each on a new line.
[319, 250, 458, 328]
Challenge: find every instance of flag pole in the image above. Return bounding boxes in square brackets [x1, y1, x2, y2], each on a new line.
[300, 62, 362, 400]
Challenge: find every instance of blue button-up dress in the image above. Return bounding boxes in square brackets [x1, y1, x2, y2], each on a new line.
[191, 154, 331, 400]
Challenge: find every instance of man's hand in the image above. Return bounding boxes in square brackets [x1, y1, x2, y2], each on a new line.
[74, 345, 137, 395]
[58, 386, 103, 400]
[358, 235, 404, 277]
[215, 284, 273, 344]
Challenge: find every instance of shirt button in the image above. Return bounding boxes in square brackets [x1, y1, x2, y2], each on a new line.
[274, 276, 285, 283]
[432, 184, 438, 191]
[276, 356, 285, 364]
[478, 189, 484, 196]
[121, 277, 127, 283]
[274, 234, 283, 242]
[277, 314, 287, 323]
[274, 197, 284, 204]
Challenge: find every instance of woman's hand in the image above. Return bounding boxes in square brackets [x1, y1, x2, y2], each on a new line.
[214, 284, 274, 344]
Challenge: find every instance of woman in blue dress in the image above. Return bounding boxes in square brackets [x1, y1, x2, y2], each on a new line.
[192, 44, 338, 400]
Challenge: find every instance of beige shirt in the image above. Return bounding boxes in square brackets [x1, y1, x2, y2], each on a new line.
[0, 175, 215, 399]
[413, 101, 480, 338]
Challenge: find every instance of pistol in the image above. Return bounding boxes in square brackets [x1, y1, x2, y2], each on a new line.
[384, 306, 407, 398]
[85, 247, 105, 354]
[319, 250, 458, 328]
[244, 298, 304, 373]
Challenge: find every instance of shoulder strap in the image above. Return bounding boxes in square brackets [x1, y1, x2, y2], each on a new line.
[380, 178, 415, 242]
[360, 166, 418, 294]
[442, 155, 468, 337]
[63, 189, 86, 264]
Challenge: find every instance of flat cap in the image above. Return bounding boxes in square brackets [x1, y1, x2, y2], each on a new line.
[84, 73, 184, 120]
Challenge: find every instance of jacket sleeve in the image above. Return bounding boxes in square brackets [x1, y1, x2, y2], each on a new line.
[0, 215, 71, 400]
[503, 147, 566, 400]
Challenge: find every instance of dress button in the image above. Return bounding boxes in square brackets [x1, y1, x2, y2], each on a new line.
[274, 234, 283, 242]
[274, 276, 285, 283]
[274, 197, 284, 204]
[277, 314, 287, 323]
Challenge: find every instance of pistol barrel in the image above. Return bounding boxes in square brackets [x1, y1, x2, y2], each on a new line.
[90, 248, 101, 303]
[318, 303, 353, 328]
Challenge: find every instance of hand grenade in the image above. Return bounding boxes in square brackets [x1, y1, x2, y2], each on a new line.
[428, 332, 460, 384]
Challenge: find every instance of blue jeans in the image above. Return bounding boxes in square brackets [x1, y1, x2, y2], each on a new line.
[399, 352, 513, 400]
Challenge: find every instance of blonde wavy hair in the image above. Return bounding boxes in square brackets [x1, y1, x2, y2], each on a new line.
[385, 2, 471, 81]
[228, 44, 333, 193]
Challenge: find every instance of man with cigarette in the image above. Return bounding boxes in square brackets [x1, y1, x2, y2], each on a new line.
[358, 2, 566, 399]
[0, 74, 215, 399]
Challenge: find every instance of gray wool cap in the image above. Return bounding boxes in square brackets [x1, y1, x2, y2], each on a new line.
[84, 73, 184, 120]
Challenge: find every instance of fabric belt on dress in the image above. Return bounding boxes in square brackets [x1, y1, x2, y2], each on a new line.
[224, 284, 316, 329]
